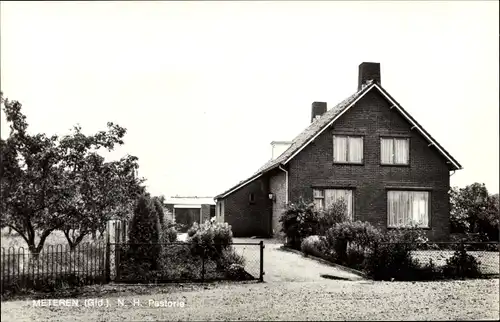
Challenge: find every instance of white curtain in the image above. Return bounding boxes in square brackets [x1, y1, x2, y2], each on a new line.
[333, 136, 347, 162]
[388, 191, 429, 227]
[348, 137, 363, 163]
[381, 138, 394, 164]
[325, 189, 353, 219]
[394, 139, 409, 164]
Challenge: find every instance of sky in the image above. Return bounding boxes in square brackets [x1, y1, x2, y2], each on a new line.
[1, 1, 499, 197]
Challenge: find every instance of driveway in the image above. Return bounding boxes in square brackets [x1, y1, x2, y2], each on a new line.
[232, 238, 363, 282]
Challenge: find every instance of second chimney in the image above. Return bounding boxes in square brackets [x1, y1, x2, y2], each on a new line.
[311, 101, 327, 123]
[358, 62, 381, 90]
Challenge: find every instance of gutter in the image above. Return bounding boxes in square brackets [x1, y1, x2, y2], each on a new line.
[278, 165, 289, 204]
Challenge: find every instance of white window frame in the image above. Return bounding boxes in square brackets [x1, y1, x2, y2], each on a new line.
[333, 135, 364, 164]
[387, 190, 430, 228]
[313, 188, 354, 220]
[380, 137, 410, 165]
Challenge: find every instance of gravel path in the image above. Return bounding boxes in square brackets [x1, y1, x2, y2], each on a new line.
[232, 238, 363, 282]
[1, 279, 498, 321]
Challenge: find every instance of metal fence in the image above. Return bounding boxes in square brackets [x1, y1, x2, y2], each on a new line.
[1, 242, 108, 295]
[112, 242, 264, 283]
[376, 241, 499, 276]
[1, 239, 265, 295]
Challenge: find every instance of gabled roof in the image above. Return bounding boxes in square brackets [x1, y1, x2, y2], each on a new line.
[215, 83, 462, 200]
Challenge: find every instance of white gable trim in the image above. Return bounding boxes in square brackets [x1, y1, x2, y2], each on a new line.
[284, 84, 376, 164]
[372, 84, 461, 170]
[284, 83, 461, 170]
[217, 173, 263, 199]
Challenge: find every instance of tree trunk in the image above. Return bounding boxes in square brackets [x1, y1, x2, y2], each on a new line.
[63, 229, 88, 251]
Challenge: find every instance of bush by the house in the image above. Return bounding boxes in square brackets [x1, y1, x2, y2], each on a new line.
[280, 199, 350, 249]
[163, 226, 178, 243]
[316, 200, 349, 235]
[442, 245, 482, 279]
[364, 226, 435, 281]
[187, 220, 233, 260]
[127, 195, 162, 270]
[280, 200, 319, 249]
[300, 235, 327, 258]
[323, 221, 382, 266]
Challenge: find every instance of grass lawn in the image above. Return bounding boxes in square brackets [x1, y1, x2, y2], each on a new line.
[1, 279, 498, 321]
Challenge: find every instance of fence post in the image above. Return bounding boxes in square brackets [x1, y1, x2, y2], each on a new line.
[105, 228, 111, 283]
[259, 241, 265, 282]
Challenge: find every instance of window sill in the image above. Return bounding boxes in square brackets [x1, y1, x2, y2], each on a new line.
[333, 162, 365, 166]
[387, 226, 431, 230]
[380, 163, 410, 167]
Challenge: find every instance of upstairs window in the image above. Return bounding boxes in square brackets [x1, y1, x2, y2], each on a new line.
[381, 137, 409, 165]
[333, 135, 364, 164]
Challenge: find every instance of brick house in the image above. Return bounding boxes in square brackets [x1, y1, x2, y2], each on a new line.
[214, 62, 462, 241]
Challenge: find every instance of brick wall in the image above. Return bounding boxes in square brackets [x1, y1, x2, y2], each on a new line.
[222, 176, 272, 237]
[288, 89, 451, 241]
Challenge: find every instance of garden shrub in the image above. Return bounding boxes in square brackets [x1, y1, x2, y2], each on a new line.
[300, 235, 327, 258]
[324, 221, 382, 264]
[442, 245, 481, 279]
[365, 241, 420, 280]
[280, 200, 319, 249]
[218, 247, 245, 269]
[316, 200, 349, 235]
[364, 225, 428, 280]
[127, 195, 162, 271]
[163, 226, 178, 243]
[152, 197, 166, 230]
[187, 220, 233, 260]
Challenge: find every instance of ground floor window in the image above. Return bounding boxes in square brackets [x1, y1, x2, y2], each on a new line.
[387, 190, 429, 228]
[313, 188, 353, 219]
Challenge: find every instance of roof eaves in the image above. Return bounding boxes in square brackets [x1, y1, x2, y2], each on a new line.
[373, 84, 462, 171]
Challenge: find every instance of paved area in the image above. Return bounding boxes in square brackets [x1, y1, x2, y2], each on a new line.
[233, 238, 363, 282]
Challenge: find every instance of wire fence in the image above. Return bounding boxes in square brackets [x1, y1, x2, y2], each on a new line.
[377, 241, 499, 276]
[112, 242, 264, 283]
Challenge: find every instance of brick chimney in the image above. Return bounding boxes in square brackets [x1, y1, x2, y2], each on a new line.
[358, 62, 381, 90]
[311, 101, 327, 123]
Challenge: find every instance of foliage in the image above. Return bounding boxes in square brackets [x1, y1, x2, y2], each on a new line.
[0, 92, 145, 254]
[442, 245, 482, 279]
[316, 199, 349, 235]
[187, 220, 233, 260]
[449, 183, 499, 241]
[300, 235, 327, 258]
[324, 221, 382, 264]
[127, 195, 162, 270]
[152, 196, 166, 230]
[365, 241, 419, 281]
[279, 200, 319, 249]
[280, 198, 350, 249]
[363, 225, 429, 280]
[163, 226, 178, 243]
